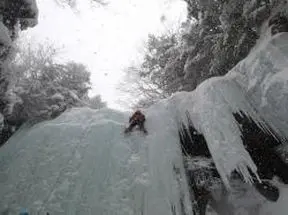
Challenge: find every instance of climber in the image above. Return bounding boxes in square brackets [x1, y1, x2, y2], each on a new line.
[124, 110, 148, 134]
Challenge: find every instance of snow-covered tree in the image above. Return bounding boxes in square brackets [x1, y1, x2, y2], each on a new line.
[1, 0, 38, 38]
[119, 65, 168, 108]
[123, 0, 288, 109]
[0, 0, 39, 145]
[87, 95, 107, 109]
[120, 32, 186, 108]
[182, 0, 273, 81]
[4, 42, 93, 129]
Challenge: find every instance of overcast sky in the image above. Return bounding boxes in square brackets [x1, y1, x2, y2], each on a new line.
[19, 0, 187, 109]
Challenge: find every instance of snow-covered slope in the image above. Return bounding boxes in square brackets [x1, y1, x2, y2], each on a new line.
[0, 107, 192, 215]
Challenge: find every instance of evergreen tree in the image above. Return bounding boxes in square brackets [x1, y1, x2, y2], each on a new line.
[122, 0, 288, 108]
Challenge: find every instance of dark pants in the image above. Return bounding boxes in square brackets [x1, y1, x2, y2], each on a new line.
[126, 120, 147, 133]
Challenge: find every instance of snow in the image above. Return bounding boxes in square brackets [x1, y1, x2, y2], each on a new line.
[259, 180, 288, 215]
[1, 25, 288, 215]
[68, 90, 80, 101]
[160, 79, 264, 188]
[4, 88, 23, 116]
[156, 32, 288, 212]
[230, 33, 288, 139]
[183, 78, 262, 187]
[51, 93, 64, 102]
[167, 33, 288, 189]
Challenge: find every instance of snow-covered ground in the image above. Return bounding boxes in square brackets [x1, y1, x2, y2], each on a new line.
[1, 32, 288, 215]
